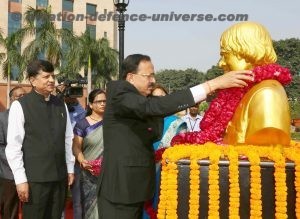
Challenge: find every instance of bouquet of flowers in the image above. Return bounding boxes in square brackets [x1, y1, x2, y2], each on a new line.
[87, 156, 103, 176]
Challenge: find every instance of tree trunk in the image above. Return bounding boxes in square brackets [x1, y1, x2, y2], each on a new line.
[87, 55, 92, 96]
[6, 65, 11, 109]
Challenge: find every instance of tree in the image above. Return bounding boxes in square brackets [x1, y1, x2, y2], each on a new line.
[273, 38, 300, 100]
[205, 65, 223, 80]
[155, 68, 205, 92]
[0, 28, 4, 62]
[21, 6, 74, 68]
[93, 38, 118, 88]
[290, 100, 300, 119]
[61, 31, 118, 92]
[0, 30, 24, 107]
[273, 38, 300, 76]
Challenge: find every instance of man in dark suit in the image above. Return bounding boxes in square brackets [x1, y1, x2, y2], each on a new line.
[0, 86, 25, 219]
[97, 54, 253, 219]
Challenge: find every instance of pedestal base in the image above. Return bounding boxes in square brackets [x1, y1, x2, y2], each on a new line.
[176, 159, 296, 219]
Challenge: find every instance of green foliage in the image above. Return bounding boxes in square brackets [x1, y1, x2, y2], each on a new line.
[289, 100, 300, 119]
[155, 68, 205, 92]
[273, 38, 300, 76]
[1, 6, 118, 89]
[60, 31, 118, 88]
[22, 6, 75, 69]
[291, 132, 300, 140]
[199, 101, 209, 112]
[205, 65, 223, 80]
[0, 30, 25, 80]
[273, 38, 300, 100]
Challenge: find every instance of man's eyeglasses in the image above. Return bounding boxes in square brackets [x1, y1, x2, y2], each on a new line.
[135, 73, 155, 80]
[93, 100, 106, 105]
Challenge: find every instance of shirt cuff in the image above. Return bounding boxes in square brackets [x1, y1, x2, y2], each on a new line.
[67, 162, 75, 174]
[14, 170, 27, 185]
[190, 84, 207, 103]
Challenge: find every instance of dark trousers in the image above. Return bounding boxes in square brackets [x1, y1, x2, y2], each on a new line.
[22, 180, 67, 219]
[0, 178, 19, 219]
[98, 194, 144, 219]
[71, 163, 82, 219]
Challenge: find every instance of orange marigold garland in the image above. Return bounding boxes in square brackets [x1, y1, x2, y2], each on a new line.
[208, 148, 221, 219]
[189, 158, 200, 219]
[157, 153, 168, 219]
[268, 147, 287, 219]
[244, 148, 262, 218]
[166, 160, 178, 219]
[294, 159, 300, 218]
[157, 144, 300, 219]
[227, 146, 240, 219]
[284, 142, 300, 218]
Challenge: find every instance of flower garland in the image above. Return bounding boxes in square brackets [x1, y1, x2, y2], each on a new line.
[208, 149, 221, 218]
[269, 147, 287, 219]
[227, 146, 240, 218]
[157, 143, 300, 219]
[189, 158, 200, 219]
[157, 155, 168, 219]
[283, 140, 300, 218]
[245, 148, 262, 218]
[171, 64, 292, 145]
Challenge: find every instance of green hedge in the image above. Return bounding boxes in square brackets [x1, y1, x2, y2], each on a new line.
[291, 132, 300, 140]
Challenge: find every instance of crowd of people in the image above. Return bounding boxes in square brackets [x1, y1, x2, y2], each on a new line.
[0, 51, 252, 218]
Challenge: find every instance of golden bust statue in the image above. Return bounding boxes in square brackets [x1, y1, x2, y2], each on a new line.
[220, 22, 291, 146]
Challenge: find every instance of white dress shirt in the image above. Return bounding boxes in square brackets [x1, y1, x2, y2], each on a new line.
[5, 100, 75, 185]
[182, 84, 206, 131]
[182, 114, 203, 132]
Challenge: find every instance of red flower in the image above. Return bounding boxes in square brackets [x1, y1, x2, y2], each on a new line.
[87, 156, 103, 176]
[171, 64, 292, 145]
[144, 200, 157, 219]
[155, 148, 167, 163]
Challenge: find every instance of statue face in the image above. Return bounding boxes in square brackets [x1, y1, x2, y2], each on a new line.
[219, 51, 252, 72]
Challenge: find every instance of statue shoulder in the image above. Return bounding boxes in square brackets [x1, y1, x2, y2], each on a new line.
[244, 79, 290, 145]
[246, 79, 288, 109]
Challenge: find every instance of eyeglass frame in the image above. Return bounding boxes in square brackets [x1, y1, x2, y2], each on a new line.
[134, 73, 156, 80]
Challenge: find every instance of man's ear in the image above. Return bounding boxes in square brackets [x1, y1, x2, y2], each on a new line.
[29, 76, 35, 87]
[126, 73, 134, 83]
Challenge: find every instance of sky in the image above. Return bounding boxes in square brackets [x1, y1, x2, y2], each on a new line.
[124, 0, 300, 72]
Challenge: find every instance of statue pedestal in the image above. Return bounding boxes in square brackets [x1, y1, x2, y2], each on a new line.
[176, 159, 296, 219]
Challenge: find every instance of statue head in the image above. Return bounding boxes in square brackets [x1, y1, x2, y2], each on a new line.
[218, 22, 277, 72]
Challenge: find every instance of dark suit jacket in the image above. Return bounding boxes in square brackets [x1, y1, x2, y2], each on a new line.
[0, 110, 14, 180]
[98, 80, 195, 204]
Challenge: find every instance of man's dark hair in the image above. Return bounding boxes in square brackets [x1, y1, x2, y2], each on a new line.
[26, 59, 54, 78]
[9, 86, 23, 98]
[121, 54, 151, 80]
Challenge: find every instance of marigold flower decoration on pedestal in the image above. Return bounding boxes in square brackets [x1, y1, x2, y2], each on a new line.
[157, 144, 300, 219]
[189, 159, 200, 219]
[171, 64, 292, 145]
[284, 141, 300, 218]
[227, 146, 240, 218]
[208, 149, 221, 218]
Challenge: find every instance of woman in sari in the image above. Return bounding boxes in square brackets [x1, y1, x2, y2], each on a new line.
[72, 89, 106, 219]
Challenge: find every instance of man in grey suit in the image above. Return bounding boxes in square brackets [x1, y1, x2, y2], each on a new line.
[97, 54, 253, 219]
[0, 86, 26, 219]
